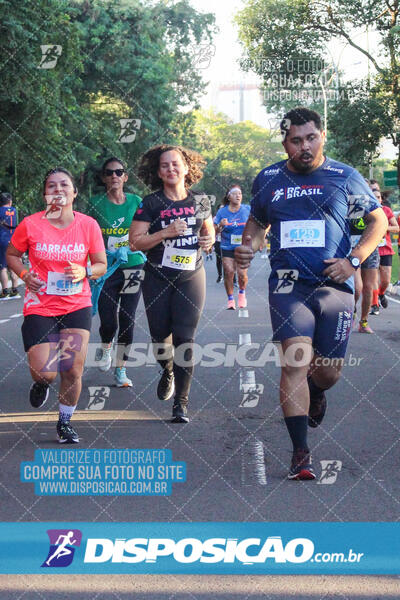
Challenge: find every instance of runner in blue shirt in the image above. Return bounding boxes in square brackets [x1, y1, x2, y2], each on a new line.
[0, 193, 20, 299]
[235, 107, 387, 480]
[214, 185, 250, 309]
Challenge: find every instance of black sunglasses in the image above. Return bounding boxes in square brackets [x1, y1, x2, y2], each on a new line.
[105, 168, 125, 177]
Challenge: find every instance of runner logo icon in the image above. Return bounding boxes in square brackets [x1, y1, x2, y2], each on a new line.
[86, 386, 110, 411]
[191, 43, 216, 69]
[274, 269, 299, 294]
[122, 269, 145, 294]
[118, 119, 141, 143]
[317, 460, 342, 484]
[41, 529, 82, 567]
[347, 194, 372, 219]
[272, 188, 284, 202]
[38, 45, 62, 69]
[42, 333, 83, 372]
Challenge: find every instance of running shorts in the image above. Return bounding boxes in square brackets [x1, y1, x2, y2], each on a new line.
[221, 249, 236, 259]
[361, 248, 379, 270]
[0, 239, 8, 269]
[21, 306, 92, 352]
[269, 281, 354, 359]
[379, 254, 392, 267]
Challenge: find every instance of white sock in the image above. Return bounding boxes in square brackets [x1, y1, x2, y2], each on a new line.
[59, 403, 76, 424]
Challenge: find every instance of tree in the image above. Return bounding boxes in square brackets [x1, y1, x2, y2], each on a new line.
[0, 0, 84, 213]
[236, 0, 400, 182]
[174, 109, 285, 204]
[0, 0, 216, 211]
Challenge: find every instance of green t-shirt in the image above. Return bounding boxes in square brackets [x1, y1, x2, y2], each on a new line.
[87, 192, 144, 268]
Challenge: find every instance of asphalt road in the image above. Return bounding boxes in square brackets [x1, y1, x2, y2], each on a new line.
[0, 253, 399, 598]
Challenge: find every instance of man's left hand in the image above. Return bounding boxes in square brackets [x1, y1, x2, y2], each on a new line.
[322, 258, 355, 284]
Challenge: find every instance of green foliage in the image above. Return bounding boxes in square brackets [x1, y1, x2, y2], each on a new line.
[0, 0, 216, 212]
[236, 0, 400, 182]
[175, 109, 285, 205]
[327, 81, 393, 167]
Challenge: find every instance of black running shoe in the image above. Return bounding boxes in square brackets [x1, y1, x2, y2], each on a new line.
[379, 294, 388, 309]
[216, 276, 222, 283]
[370, 304, 380, 315]
[171, 402, 189, 423]
[157, 369, 175, 401]
[57, 421, 79, 444]
[9, 288, 21, 298]
[288, 449, 316, 480]
[29, 382, 49, 408]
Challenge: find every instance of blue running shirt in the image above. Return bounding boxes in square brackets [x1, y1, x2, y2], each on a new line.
[214, 204, 250, 251]
[250, 158, 380, 292]
[0, 205, 17, 242]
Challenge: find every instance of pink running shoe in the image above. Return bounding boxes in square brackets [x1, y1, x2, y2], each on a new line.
[227, 298, 236, 310]
[358, 320, 373, 334]
[238, 292, 247, 308]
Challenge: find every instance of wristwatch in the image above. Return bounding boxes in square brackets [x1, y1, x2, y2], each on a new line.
[86, 264, 93, 279]
[347, 255, 360, 270]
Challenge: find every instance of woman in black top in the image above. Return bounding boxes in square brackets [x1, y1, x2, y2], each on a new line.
[130, 145, 214, 422]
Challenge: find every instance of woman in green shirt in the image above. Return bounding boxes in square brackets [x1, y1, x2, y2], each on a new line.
[88, 157, 144, 387]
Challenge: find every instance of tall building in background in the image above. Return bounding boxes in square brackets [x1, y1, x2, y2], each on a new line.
[205, 79, 272, 128]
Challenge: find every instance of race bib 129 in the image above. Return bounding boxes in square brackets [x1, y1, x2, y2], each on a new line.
[280, 220, 325, 249]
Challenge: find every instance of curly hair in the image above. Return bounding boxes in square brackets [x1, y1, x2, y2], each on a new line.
[138, 145, 206, 190]
[222, 184, 242, 206]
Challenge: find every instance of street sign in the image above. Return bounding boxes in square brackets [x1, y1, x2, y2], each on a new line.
[383, 170, 398, 188]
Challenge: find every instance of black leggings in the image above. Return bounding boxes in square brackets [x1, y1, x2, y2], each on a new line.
[142, 266, 206, 406]
[98, 266, 143, 360]
[214, 241, 222, 278]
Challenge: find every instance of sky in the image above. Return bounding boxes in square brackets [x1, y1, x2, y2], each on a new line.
[189, 0, 373, 86]
[188, 0, 395, 159]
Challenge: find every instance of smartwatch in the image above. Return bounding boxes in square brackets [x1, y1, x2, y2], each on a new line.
[86, 264, 93, 279]
[347, 255, 360, 270]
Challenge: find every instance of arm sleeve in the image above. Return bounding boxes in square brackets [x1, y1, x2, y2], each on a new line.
[250, 175, 270, 228]
[214, 208, 222, 225]
[346, 170, 380, 217]
[132, 197, 153, 222]
[10, 219, 29, 252]
[385, 206, 394, 220]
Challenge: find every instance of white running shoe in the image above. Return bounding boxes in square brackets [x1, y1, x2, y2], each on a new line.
[95, 345, 113, 372]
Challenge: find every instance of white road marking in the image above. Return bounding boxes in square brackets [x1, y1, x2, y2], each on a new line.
[238, 333, 251, 345]
[241, 439, 267, 486]
[240, 370, 256, 390]
[252, 440, 267, 485]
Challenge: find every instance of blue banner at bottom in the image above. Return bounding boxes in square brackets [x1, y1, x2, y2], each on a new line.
[0, 522, 398, 574]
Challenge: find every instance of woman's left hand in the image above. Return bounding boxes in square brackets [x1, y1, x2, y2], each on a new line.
[198, 234, 213, 252]
[65, 261, 86, 283]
